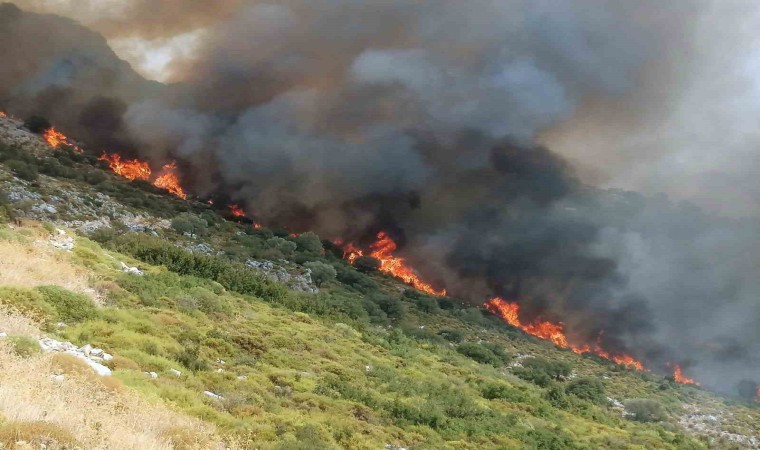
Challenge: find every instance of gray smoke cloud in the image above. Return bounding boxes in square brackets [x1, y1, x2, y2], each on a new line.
[2, 1, 760, 395]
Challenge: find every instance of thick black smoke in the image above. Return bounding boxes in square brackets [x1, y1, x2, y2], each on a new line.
[2, 1, 759, 394]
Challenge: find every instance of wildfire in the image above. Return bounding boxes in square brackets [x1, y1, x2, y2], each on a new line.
[229, 204, 246, 217]
[99, 153, 187, 199]
[485, 297, 646, 371]
[43, 127, 82, 152]
[153, 162, 187, 200]
[672, 364, 699, 385]
[98, 153, 151, 181]
[755, 386, 760, 402]
[343, 232, 446, 296]
[0, 111, 6, 118]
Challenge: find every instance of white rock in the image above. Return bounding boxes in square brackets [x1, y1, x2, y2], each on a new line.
[237, 375, 248, 380]
[79, 344, 92, 356]
[216, 368, 224, 373]
[144, 371, 158, 379]
[50, 374, 65, 382]
[169, 369, 182, 377]
[55, 322, 67, 328]
[203, 390, 224, 400]
[90, 348, 104, 357]
[120, 262, 144, 276]
[102, 353, 113, 361]
[0, 332, 7, 338]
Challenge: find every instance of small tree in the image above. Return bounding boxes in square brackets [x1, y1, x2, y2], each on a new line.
[624, 398, 667, 423]
[566, 378, 606, 404]
[266, 237, 297, 256]
[171, 213, 208, 236]
[294, 232, 323, 254]
[304, 261, 337, 287]
[353, 255, 381, 273]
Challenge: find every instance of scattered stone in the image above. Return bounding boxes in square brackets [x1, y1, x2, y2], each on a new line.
[38, 338, 112, 376]
[50, 374, 65, 382]
[121, 262, 144, 276]
[204, 390, 224, 401]
[144, 371, 159, 379]
[169, 369, 182, 377]
[237, 375, 248, 380]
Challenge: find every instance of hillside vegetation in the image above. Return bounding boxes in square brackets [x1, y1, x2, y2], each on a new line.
[0, 115, 757, 449]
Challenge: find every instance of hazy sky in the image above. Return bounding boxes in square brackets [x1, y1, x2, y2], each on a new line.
[15, 0, 760, 218]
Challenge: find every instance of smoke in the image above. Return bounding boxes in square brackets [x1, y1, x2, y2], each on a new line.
[2, 1, 760, 394]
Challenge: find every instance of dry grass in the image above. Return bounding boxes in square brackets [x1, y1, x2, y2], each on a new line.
[0, 342, 222, 449]
[0, 306, 41, 338]
[0, 238, 94, 299]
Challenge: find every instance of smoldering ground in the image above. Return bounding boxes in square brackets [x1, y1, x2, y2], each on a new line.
[2, 1, 759, 394]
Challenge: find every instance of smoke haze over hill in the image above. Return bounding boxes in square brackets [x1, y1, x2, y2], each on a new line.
[2, 1, 760, 394]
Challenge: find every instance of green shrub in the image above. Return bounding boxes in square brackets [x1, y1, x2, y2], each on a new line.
[294, 232, 323, 254]
[367, 294, 405, 320]
[566, 378, 606, 404]
[8, 335, 41, 357]
[35, 286, 99, 323]
[171, 213, 208, 235]
[513, 358, 572, 387]
[437, 328, 464, 343]
[266, 237, 296, 256]
[353, 256, 380, 273]
[624, 398, 667, 423]
[303, 261, 337, 287]
[480, 382, 527, 402]
[0, 287, 57, 322]
[456, 343, 502, 366]
[6, 159, 38, 181]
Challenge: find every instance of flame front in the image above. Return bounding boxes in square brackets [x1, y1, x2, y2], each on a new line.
[672, 364, 699, 385]
[343, 232, 446, 296]
[43, 127, 82, 152]
[485, 297, 646, 371]
[99, 153, 152, 181]
[99, 153, 187, 199]
[153, 162, 187, 200]
[229, 204, 246, 217]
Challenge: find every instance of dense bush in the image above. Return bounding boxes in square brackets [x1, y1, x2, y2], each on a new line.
[35, 286, 99, 323]
[624, 398, 667, 423]
[303, 261, 337, 287]
[565, 378, 606, 404]
[456, 342, 509, 366]
[513, 358, 572, 387]
[353, 255, 381, 273]
[93, 233, 287, 301]
[171, 213, 208, 236]
[6, 159, 38, 181]
[437, 328, 464, 343]
[367, 294, 405, 321]
[0, 287, 57, 323]
[294, 232, 323, 254]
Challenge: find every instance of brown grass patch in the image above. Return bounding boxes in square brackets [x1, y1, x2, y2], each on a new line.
[0, 342, 221, 449]
[0, 239, 93, 298]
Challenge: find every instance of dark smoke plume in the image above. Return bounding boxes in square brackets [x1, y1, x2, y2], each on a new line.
[2, 1, 759, 394]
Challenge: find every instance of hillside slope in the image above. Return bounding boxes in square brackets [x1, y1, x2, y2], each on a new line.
[0, 114, 758, 449]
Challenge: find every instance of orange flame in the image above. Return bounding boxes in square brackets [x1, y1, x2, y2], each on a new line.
[99, 153, 187, 199]
[229, 204, 246, 217]
[153, 162, 187, 199]
[43, 127, 82, 152]
[343, 232, 446, 296]
[672, 364, 699, 385]
[253, 223, 263, 229]
[98, 153, 151, 181]
[755, 386, 760, 402]
[485, 297, 646, 371]
[0, 111, 6, 118]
